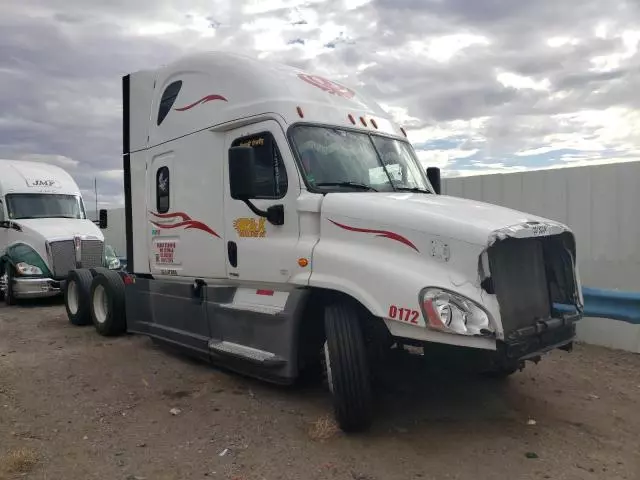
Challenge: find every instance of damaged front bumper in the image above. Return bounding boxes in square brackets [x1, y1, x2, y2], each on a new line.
[480, 220, 583, 365]
[499, 310, 580, 362]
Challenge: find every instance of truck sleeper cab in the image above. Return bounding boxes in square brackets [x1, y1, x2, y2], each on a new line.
[64, 51, 583, 433]
[0, 159, 106, 305]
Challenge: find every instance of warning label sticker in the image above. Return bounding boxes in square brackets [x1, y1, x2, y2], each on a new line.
[154, 240, 180, 265]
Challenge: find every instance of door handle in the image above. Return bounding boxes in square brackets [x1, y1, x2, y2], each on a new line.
[227, 241, 238, 268]
[191, 278, 206, 301]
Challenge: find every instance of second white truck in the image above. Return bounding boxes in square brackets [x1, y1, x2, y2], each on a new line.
[63, 51, 584, 432]
[0, 159, 106, 305]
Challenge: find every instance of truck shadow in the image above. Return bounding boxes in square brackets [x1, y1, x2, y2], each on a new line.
[252, 347, 532, 436]
[148, 338, 539, 439]
[11, 296, 66, 308]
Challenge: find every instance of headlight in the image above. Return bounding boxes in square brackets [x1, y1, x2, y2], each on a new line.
[420, 287, 494, 336]
[15, 262, 43, 276]
[108, 258, 121, 270]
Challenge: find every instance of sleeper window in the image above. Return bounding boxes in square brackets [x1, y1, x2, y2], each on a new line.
[231, 132, 288, 199]
[156, 167, 170, 213]
[157, 80, 182, 126]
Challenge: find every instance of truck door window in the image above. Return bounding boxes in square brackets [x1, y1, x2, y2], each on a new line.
[157, 80, 183, 126]
[156, 167, 170, 213]
[230, 132, 288, 199]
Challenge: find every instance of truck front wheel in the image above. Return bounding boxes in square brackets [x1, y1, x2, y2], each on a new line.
[323, 301, 374, 432]
[2, 265, 16, 306]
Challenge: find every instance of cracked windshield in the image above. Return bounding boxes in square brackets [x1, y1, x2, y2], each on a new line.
[291, 125, 433, 193]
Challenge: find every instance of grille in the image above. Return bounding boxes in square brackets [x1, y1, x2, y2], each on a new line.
[49, 240, 76, 279]
[48, 239, 105, 278]
[488, 237, 552, 337]
[80, 240, 104, 269]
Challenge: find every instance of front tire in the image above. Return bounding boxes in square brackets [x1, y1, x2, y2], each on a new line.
[90, 270, 126, 336]
[4, 265, 16, 306]
[323, 301, 374, 433]
[64, 269, 94, 325]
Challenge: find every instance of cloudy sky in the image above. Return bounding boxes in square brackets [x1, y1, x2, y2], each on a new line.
[2, 0, 639, 208]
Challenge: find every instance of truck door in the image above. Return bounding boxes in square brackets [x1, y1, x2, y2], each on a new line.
[222, 120, 304, 285]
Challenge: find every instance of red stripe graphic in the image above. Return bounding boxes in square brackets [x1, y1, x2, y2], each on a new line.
[150, 211, 220, 238]
[174, 94, 228, 111]
[150, 211, 192, 222]
[328, 219, 419, 253]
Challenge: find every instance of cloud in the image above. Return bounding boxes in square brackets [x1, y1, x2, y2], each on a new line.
[17, 154, 79, 169]
[1, 0, 639, 206]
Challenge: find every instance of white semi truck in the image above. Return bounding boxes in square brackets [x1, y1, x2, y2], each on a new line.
[0, 159, 106, 305]
[64, 51, 584, 432]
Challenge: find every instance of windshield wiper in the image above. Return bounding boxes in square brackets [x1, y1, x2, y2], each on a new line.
[315, 182, 378, 192]
[394, 186, 432, 194]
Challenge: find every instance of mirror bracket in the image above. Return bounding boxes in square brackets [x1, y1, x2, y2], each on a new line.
[241, 199, 284, 226]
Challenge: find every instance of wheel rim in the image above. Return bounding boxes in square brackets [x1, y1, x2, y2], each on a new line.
[67, 280, 79, 315]
[323, 341, 334, 393]
[93, 284, 109, 324]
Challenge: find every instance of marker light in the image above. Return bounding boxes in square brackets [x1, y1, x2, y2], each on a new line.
[296, 106, 304, 118]
[360, 116, 367, 127]
[348, 114, 356, 125]
[370, 118, 378, 129]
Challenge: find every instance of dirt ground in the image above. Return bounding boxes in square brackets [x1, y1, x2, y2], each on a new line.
[1, 299, 639, 480]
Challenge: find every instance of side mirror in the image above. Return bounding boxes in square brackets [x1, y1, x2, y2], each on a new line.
[229, 146, 257, 200]
[228, 145, 284, 226]
[426, 167, 441, 195]
[99, 209, 108, 229]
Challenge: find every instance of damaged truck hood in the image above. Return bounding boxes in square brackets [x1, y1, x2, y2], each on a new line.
[320, 192, 570, 246]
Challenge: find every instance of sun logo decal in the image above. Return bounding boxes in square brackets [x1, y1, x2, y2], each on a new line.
[233, 217, 266, 238]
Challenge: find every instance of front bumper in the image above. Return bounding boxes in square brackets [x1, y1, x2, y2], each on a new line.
[12, 277, 63, 299]
[499, 321, 577, 362]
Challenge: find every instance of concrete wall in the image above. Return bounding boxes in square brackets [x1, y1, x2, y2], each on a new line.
[443, 161, 640, 352]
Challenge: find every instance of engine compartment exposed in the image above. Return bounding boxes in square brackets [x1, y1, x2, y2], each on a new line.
[482, 232, 582, 342]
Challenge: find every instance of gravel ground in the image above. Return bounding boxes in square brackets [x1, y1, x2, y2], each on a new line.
[1, 298, 639, 480]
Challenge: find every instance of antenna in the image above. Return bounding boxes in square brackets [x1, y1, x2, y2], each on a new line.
[94, 177, 98, 220]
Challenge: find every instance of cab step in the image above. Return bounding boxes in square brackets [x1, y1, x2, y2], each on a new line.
[208, 340, 285, 366]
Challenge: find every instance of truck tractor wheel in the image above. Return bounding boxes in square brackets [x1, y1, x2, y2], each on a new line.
[89, 270, 126, 337]
[3, 265, 16, 306]
[323, 301, 374, 433]
[64, 269, 94, 325]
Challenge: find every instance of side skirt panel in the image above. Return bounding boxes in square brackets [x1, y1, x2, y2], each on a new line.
[125, 278, 311, 384]
[125, 277, 211, 361]
[206, 286, 310, 384]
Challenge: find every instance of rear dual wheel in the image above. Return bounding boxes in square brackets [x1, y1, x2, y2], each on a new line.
[90, 269, 126, 336]
[64, 268, 126, 336]
[65, 269, 94, 325]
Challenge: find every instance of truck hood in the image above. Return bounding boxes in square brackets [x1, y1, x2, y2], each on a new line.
[13, 218, 104, 242]
[320, 192, 569, 247]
